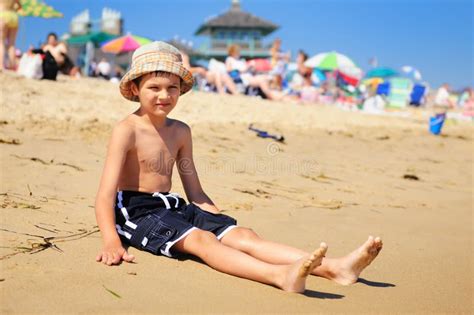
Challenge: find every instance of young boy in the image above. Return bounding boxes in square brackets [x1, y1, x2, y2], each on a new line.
[95, 42, 383, 293]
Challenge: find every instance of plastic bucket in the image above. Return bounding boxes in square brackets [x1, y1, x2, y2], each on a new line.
[429, 113, 446, 135]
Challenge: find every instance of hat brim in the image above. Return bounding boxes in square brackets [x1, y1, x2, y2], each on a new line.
[119, 60, 194, 102]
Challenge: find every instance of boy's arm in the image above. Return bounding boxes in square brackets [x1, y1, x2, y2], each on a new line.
[95, 123, 135, 265]
[176, 123, 221, 214]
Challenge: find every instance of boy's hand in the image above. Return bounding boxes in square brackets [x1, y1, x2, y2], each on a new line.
[96, 243, 135, 266]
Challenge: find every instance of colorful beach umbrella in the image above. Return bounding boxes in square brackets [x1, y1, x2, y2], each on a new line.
[18, 0, 63, 18]
[401, 65, 422, 81]
[365, 67, 398, 79]
[101, 34, 153, 54]
[247, 58, 272, 72]
[335, 66, 362, 86]
[67, 32, 118, 47]
[304, 51, 357, 70]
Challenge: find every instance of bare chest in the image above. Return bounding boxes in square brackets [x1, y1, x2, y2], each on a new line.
[132, 135, 180, 175]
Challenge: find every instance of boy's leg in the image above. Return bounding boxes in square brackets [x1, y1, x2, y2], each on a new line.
[221, 227, 383, 285]
[172, 229, 327, 293]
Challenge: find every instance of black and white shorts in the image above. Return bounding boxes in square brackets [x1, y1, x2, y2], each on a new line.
[114, 191, 237, 257]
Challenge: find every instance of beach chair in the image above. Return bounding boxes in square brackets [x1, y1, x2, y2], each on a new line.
[410, 84, 426, 107]
[386, 78, 413, 109]
[376, 82, 390, 96]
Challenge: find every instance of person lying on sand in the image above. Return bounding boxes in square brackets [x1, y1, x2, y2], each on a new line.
[94, 42, 383, 293]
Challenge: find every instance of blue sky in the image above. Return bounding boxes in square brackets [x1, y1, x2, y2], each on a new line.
[17, 0, 473, 89]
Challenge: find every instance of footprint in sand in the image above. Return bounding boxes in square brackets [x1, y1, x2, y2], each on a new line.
[300, 173, 340, 184]
[233, 188, 273, 199]
[229, 203, 253, 211]
[310, 197, 343, 210]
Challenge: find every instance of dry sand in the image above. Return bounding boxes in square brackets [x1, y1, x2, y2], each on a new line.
[0, 71, 473, 314]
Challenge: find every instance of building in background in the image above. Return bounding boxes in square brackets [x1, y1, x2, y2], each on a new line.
[194, 0, 278, 60]
[66, 8, 124, 75]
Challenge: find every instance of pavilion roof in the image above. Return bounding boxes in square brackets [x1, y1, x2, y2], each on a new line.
[195, 0, 278, 36]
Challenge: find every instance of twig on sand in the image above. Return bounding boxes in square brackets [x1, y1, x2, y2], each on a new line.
[0, 138, 21, 145]
[33, 224, 58, 234]
[55, 162, 85, 172]
[10, 154, 85, 171]
[0, 227, 100, 260]
[102, 285, 122, 299]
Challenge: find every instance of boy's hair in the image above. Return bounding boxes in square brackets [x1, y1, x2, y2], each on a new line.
[133, 71, 183, 89]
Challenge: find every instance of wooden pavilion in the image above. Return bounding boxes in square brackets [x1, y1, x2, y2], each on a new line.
[194, 0, 278, 60]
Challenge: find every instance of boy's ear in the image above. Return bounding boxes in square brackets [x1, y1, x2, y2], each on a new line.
[130, 81, 139, 97]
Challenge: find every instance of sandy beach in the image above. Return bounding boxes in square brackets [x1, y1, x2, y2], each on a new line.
[0, 71, 472, 314]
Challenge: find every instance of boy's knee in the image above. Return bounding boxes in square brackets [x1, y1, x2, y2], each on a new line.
[233, 227, 260, 245]
[189, 229, 217, 245]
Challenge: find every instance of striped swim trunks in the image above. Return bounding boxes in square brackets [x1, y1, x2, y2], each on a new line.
[115, 190, 237, 257]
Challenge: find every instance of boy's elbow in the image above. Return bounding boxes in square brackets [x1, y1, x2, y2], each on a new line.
[95, 191, 114, 212]
[188, 190, 208, 204]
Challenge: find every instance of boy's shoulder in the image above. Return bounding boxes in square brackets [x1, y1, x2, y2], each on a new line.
[115, 115, 191, 139]
[167, 118, 191, 132]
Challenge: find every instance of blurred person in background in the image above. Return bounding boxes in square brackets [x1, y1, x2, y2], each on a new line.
[0, 0, 21, 70]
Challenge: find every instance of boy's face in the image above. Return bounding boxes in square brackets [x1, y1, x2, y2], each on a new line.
[132, 73, 181, 117]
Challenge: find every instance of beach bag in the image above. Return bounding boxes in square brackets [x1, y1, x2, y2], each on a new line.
[17, 53, 43, 79]
[228, 70, 243, 84]
[42, 51, 59, 81]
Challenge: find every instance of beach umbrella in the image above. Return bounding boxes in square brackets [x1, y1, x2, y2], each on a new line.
[362, 77, 385, 91]
[339, 66, 363, 78]
[365, 67, 398, 79]
[18, 0, 63, 18]
[67, 32, 118, 47]
[304, 51, 357, 70]
[311, 68, 326, 84]
[401, 65, 422, 81]
[101, 34, 153, 54]
[247, 58, 272, 72]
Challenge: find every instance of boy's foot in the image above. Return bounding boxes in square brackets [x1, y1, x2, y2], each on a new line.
[329, 236, 383, 285]
[281, 242, 328, 293]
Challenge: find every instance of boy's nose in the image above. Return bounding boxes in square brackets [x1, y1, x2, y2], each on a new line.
[157, 90, 170, 99]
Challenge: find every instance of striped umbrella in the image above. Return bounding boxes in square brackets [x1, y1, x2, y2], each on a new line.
[101, 34, 152, 54]
[304, 51, 357, 70]
[18, 0, 63, 18]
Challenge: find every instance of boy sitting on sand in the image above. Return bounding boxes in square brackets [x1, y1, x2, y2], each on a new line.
[95, 42, 383, 293]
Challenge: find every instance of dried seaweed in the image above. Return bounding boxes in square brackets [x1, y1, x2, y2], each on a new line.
[0, 227, 99, 260]
[0, 138, 21, 145]
[11, 154, 84, 171]
[403, 174, 420, 181]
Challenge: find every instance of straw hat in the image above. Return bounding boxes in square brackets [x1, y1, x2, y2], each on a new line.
[119, 41, 194, 102]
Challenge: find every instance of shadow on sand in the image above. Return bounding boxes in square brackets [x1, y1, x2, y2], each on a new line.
[357, 278, 396, 287]
[304, 290, 345, 299]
